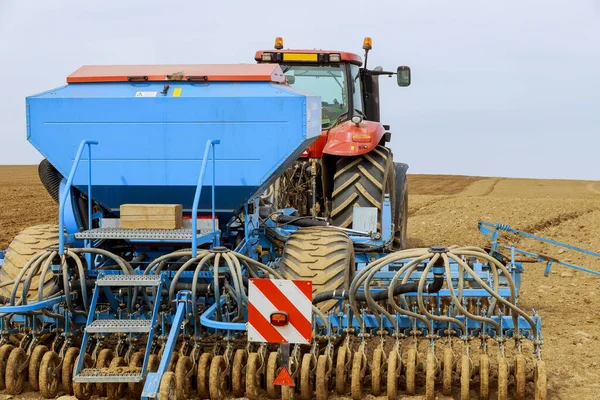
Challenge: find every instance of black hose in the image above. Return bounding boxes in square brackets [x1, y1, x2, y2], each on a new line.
[274, 215, 328, 227]
[312, 273, 444, 305]
[38, 159, 61, 203]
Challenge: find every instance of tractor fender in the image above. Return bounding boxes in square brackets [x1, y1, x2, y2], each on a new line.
[322, 120, 385, 156]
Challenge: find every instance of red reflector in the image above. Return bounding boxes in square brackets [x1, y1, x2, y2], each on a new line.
[352, 134, 371, 143]
[270, 312, 289, 326]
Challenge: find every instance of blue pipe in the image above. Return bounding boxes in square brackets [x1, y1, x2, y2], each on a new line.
[192, 139, 220, 257]
[58, 140, 98, 255]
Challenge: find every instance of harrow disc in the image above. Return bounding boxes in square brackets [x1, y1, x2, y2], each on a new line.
[0, 343, 15, 390]
[95, 348, 114, 396]
[231, 349, 247, 397]
[39, 350, 60, 398]
[73, 354, 93, 400]
[128, 351, 145, 398]
[300, 353, 315, 400]
[535, 360, 547, 400]
[197, 352, 213, 398]
[282, 385, 295, 400]
[497, 355, 508, 400]
[350, 351, 366, 400]
[515, 354, 527, 400]
[386, 347, 400, 400]
[266, 351, 281, 398]
[5, 347, 27, 395]
[371, 347, 385, 396]
[315, 354, 330, 400]
[29, 344, 48, 391]
[106, 356, 127, 400]
[442, 347, 453, 396]
[209, 355, 227, 400]
[245, 352, 262, 399]
[405, 347, 417, 395]
[460, 354, 471, 400]
[159, 371, 176, 400]
[425, 350, 436, 400]
[148, 354, 160, 372]
[335, 345, 351, 394]
[479, 354, 490, 400]
[62, 347, 79, 395]
[175, 355, 194, 399]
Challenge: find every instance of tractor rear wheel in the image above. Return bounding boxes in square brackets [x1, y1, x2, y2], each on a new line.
[0, 224, 59, 298]
[393, 175, 408, 250]
[331, 145, 395, 236]
[279, 226, 354, 314]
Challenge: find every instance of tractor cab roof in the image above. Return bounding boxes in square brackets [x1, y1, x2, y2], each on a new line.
[255, 49, 362, 66]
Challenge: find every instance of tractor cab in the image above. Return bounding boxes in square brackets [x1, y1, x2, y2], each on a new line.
[255, 37, 411, 130]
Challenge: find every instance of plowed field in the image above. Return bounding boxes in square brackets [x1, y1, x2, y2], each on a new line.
[0, 167, 599, 399]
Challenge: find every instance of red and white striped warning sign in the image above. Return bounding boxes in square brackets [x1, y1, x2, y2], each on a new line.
[248, 279, 313, 344]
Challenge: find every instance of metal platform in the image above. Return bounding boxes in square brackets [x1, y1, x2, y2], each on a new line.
[85, 319, 153, 333]
[74, 369, 143, 383]
[96, 274, 161, 287]
[74, 227, 214, 242]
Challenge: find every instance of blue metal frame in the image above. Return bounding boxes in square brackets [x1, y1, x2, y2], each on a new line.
[58, 140, 98, 255]
[192, 139, 220, 257]
[142, 291, 189, 400]
[479, 221, 600, 277]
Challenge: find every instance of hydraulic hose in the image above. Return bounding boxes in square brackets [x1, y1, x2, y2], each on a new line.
[273, 214, 328, 227]
[312, 273, 444, 305]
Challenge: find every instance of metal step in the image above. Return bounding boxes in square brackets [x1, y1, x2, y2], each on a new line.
[73, 368, 143, 383]
[85, 319, 153, 333]
[75, 227, 211, 241]
[96, 274, 161, 287]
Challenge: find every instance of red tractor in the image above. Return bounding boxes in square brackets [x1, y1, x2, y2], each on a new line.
[256, 37, 411, 249]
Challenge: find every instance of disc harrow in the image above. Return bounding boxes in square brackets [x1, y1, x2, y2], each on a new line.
[0, 243, 548, 399]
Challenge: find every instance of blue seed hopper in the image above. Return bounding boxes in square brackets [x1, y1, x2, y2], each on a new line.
[27, 64, 321, 213]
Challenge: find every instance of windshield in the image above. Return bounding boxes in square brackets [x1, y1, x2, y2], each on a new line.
[281, 64, 348, 129]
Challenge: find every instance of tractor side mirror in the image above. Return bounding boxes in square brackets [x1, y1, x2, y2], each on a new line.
[397, 66, 411, 87]
[285, 75, 296, 84]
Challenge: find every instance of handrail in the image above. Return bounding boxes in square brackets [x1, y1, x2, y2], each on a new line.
[58, 140, 99, 255]
[192, 139, 220, 257]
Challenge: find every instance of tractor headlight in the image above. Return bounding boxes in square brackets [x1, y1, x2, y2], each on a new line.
[329, 53, 341, 62]
[261, 53, 273, 61]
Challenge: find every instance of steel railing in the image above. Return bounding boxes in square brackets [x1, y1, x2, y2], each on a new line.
[58, 140, 98, 255]
[191, 139, 220, 257]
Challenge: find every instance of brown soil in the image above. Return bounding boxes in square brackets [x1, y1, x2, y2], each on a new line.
[1, 169, 599, 399]
[0, 165, 56, 248]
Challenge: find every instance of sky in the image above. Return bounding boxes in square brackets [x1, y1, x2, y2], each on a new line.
[0, 0, 599, 179]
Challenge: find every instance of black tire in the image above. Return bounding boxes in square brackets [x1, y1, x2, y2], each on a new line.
[330, 145, 395, 233]
[279, 226, 354, 313]
[38, 159, 62, 203]
[0, 224, 59, 298]
[393, 168, 408, 250]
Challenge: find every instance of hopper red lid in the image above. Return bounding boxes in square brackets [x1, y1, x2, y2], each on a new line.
[67, 64, 285, 83]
